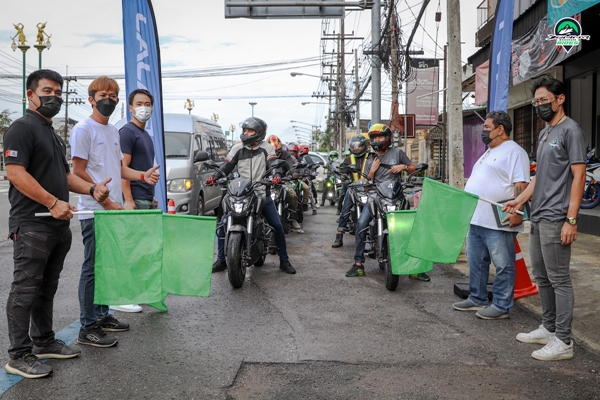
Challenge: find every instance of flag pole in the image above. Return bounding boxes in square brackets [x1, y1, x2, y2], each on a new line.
[35, 211, 95, 217]
[478, 196, 524, 216]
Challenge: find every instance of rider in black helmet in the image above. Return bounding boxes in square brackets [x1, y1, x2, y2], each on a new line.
[207, 117, 296, 274]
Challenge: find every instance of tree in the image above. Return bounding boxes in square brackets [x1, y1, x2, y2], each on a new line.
[1, 109, 15, 135]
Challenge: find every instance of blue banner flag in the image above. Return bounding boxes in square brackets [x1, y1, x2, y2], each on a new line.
[122, 0, 167, 212]
[487, 0, 515, 112]
[549, 0, 600, 26]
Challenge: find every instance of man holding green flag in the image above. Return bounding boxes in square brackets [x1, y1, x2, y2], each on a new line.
[452, 111, 529, 320]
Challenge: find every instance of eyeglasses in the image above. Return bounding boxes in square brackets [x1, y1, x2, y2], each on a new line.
[531, 96, 556, 107]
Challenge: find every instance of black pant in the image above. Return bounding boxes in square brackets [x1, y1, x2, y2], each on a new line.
[6, 229, 72, 359]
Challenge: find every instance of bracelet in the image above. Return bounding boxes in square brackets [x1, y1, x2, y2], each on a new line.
[89, 185, 96, 198]
[48, 197, 59, 211]
[140, 173, 146, 182]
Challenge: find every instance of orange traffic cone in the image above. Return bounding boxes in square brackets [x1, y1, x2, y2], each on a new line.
[513, 238, 538, 300]
[167, 199, 176, 214]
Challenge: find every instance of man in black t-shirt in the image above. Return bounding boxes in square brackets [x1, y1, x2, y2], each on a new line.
[3, 69, 110, 379]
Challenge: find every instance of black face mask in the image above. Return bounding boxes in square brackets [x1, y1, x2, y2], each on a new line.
[536, 103, 556, 122]
[35, 95, 63, 118]
[481, 129, 495, 146]
[95, 98, 117, 117]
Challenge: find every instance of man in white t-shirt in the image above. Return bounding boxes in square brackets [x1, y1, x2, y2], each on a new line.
[453, 111, 530, 320]
[70, 76, 160, 348]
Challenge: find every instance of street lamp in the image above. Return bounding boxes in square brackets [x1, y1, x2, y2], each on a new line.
[249, 102, 257, 117]
[301, 102, 329, 106]
[33, 22, 51, 69]
[290, 72, 321, 79]
[184, 98, 194, 114]
[10, 23, 30, 115]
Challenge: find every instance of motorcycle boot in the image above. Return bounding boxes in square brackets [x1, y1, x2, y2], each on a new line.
[280, 259, 296, 274]
[332, 233, 343, 248]
[346, 263, 365, 277]
[212, 259, 227, 273]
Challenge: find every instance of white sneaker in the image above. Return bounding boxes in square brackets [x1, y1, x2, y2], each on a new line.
[531, 336, 573, 361]
[109, 304, 142, 313]
[516, 324, 556, 344]
[291, 220, 301, 229]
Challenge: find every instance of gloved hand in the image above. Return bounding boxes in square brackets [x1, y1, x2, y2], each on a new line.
[206, 176, 216, 185]
[272, 176, 282, 185]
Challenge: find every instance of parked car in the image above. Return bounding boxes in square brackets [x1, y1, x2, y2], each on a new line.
[115, 113, 227, 215]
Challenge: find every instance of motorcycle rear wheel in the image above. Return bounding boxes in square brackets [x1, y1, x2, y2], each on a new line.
[226, 232, 246, 289]
[382, 235, 399, 291]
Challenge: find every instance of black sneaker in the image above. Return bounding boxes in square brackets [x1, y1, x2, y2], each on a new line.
[212, 259, 227, 273]
[33, 339, 81, 359]
[97, 314, 129, 332]
[5, 353, 52, 379]
[345, 263, 365, 277]
[332, 233, 343, 248]
[280, 259, 296, 274]
[77, 325, 118, 348]
[336, 210, 341, 215]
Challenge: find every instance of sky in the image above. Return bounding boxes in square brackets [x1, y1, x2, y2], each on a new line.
[0, 1, 477, 144]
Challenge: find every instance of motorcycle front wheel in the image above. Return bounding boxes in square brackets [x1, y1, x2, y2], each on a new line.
[382, 235, 399, 291]
[581, 182, 600, 209]
[226, 232, 246, 289]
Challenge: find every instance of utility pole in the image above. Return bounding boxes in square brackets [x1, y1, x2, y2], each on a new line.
[442, 44, 448, 183]
[339, 17, 346, 153]
[63, 74, 78, 141]
[446, 0, 464, 188]
[371, 0, 381, 124]
[354, 48, 360, 136]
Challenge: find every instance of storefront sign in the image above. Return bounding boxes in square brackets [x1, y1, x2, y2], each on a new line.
[548, 0, 600, 27]
[511, 16, 583, 86]
[407, 59, 439, 126]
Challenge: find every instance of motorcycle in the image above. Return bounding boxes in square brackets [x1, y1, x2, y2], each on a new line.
[340, 164, 370, 235]
[582, 148, 600, 209]
[200, 152, 286, 288]
[321, 168, 346, 207]
[366, 163, 429, 291]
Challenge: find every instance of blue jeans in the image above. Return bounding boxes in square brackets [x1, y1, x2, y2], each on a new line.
[79, 219, 109, 329]
[216, 195, 288, 262]
[529, 220, 574, 343]
[336, 188, 353, 232]
[466, 224, 517, 313]
[6, 229, 72, 359]
[353, 201, 372, 264]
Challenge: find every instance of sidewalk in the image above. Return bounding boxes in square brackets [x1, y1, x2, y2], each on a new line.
[453, 222, 600, 354]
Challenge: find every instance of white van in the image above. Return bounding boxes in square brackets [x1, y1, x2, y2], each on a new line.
[115, 113, 227, 215]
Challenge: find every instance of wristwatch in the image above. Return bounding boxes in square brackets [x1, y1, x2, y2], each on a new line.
[565, 217, 579, 225]
[89, 185, 96, 198]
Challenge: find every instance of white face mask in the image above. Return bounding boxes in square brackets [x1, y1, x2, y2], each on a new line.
[133, 106, 152, 123]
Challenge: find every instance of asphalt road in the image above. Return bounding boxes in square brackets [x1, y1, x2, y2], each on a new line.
[0, 186, 598, 399]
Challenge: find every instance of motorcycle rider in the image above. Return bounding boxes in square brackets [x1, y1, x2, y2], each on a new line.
[345, 124, 415, 277]
[208, 117, 296, 274]
[321, 150, 340, 206]
[332, 135, 370, 247]
[290, 143, 318, 215]
[266, 135, 304, 234]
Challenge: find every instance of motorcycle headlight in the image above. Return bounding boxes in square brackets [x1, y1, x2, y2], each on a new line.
[326, 182, 333, 187]
[335, 178, 342, 184]
[380, 198, 399, 212]
[168, 178, 193, 192]
[359, 194, 368, 204]
[228, 197, 250, 214]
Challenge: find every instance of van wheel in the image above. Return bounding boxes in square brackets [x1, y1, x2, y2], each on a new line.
[197, 195, 205, 216]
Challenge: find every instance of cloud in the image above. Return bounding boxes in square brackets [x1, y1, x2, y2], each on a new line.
[79, 34, 123, 47]
[159, 35, 199, 45]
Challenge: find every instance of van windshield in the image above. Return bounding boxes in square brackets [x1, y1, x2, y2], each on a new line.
[165, 132, 190, 158]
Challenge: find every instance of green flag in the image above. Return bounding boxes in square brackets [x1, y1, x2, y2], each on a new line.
[406, 178, 478, 263]
[94, 210, 216, 311]
[387, 210, 434, 275]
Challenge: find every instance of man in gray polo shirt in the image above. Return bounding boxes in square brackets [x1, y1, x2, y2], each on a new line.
[504, 77, 586, 361]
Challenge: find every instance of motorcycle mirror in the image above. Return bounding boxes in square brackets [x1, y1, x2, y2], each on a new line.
[270, 159, 286, 168]
[195, 151, 210, 163]
[415, 163, 428, 172]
